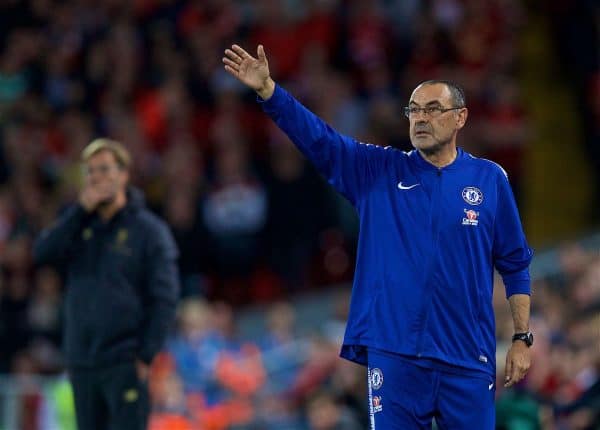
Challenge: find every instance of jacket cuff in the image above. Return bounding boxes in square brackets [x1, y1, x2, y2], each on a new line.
[503, 269, 531, 298]
[257, 84, 286, 111]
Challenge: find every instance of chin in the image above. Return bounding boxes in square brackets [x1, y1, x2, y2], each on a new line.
[413, 140, 445, 156]
[412, 138, 435, 150]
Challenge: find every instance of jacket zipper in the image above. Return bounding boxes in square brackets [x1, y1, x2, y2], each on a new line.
[416, 168, 443, 356]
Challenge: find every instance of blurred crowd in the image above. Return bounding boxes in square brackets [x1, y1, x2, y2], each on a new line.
[543, 0, 600, 218]
[0, 0, 597, 429]
[495, 243, 600, 430]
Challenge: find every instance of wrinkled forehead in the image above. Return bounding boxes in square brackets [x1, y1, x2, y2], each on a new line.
[409, 83, 453, 106]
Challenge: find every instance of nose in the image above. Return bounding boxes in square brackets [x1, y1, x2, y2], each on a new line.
[87, 173, 101, 186]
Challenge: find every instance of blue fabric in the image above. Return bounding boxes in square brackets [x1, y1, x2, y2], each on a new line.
[260, 85, 533, 378]
[367, 348, 496, 429]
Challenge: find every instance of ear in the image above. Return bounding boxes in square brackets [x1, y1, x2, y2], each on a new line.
[456, 107, 468, 130]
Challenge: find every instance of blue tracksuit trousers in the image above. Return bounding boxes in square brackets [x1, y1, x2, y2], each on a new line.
[367, 348, 496, 429]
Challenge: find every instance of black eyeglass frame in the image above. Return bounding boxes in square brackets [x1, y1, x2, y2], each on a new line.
[403, 106, 464, 118]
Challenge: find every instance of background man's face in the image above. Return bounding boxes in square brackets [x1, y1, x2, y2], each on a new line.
[408, 83, 464, 153]
[84, 150, 128, 205]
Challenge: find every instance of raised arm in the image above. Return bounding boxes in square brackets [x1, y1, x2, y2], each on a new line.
[222, 44, 394, 204]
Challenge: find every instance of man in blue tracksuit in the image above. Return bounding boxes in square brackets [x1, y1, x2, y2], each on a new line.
[223, 45, 534, 429]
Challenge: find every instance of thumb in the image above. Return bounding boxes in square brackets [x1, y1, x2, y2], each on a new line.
[257, 44, 266, 62]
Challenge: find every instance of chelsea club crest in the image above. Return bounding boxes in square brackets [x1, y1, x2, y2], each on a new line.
[462, 187, 483, 205]
[370, 368, 383, 390]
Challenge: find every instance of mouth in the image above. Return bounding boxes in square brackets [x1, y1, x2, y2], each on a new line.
[414, 131, 430, 137]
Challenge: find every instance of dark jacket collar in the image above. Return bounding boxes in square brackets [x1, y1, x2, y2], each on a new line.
[124, 186, 145, 212]
[92, 186, 145, 226]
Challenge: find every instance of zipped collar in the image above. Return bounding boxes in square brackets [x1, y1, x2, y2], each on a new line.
[110, 186, 145, 221]
[409, 147, 468, 171]
[91, 187, 145, 227]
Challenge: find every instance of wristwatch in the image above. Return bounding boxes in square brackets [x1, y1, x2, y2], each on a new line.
[512, 332, 534, 347]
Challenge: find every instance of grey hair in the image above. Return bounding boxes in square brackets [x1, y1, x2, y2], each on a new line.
[417, 80, 466, 108]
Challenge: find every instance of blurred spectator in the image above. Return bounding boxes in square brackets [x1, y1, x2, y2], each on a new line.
[167, 298, 221, 397]
[202, 133, 268, 303]
[258, 302, 304, 391]
[264, 129, 333, 291]
[26, 267, 63, 374]
[0, 271, 31, 373]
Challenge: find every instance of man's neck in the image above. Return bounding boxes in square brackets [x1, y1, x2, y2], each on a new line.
[98, 192, 127, 221]
[419, 143, 458, 168]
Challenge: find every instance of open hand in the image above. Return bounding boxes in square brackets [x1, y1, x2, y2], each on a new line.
[223, 44, 275, 100]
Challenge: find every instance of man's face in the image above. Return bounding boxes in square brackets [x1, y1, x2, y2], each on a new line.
[83, 150, 128, 205]
[408, 83, 467, 154]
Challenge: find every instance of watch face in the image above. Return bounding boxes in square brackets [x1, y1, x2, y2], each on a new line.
[514, 332, 533, 346]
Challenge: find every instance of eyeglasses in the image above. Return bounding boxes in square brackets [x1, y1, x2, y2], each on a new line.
[403, 106, 463, 118]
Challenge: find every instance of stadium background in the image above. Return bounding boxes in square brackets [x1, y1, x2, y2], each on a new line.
[0, 0, 598, 429]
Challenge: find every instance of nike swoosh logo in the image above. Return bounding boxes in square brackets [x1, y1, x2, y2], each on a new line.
[398, 182, 420, 190]
[488, 383, 494, 390]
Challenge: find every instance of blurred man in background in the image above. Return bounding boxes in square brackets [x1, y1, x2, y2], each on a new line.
[223, 44, 534, 429]
[33, 139, 179, 430]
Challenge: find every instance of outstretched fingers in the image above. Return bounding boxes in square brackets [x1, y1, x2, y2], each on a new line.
[223, 46, 247, 77]
[231, 44, 253, 60]
[222, 56, 239, 72]
[224, 48, 243, 64]
[223, 65, 238, 77]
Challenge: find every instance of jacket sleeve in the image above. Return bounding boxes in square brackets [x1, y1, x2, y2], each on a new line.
[260, 84, 391, 205]
[493, 170, 534, 298]
[33, 204, 90, 267]
[138, 220, 180, 364]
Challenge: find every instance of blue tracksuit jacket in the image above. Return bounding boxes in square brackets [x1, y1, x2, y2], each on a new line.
[260, 85, 533, 377]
